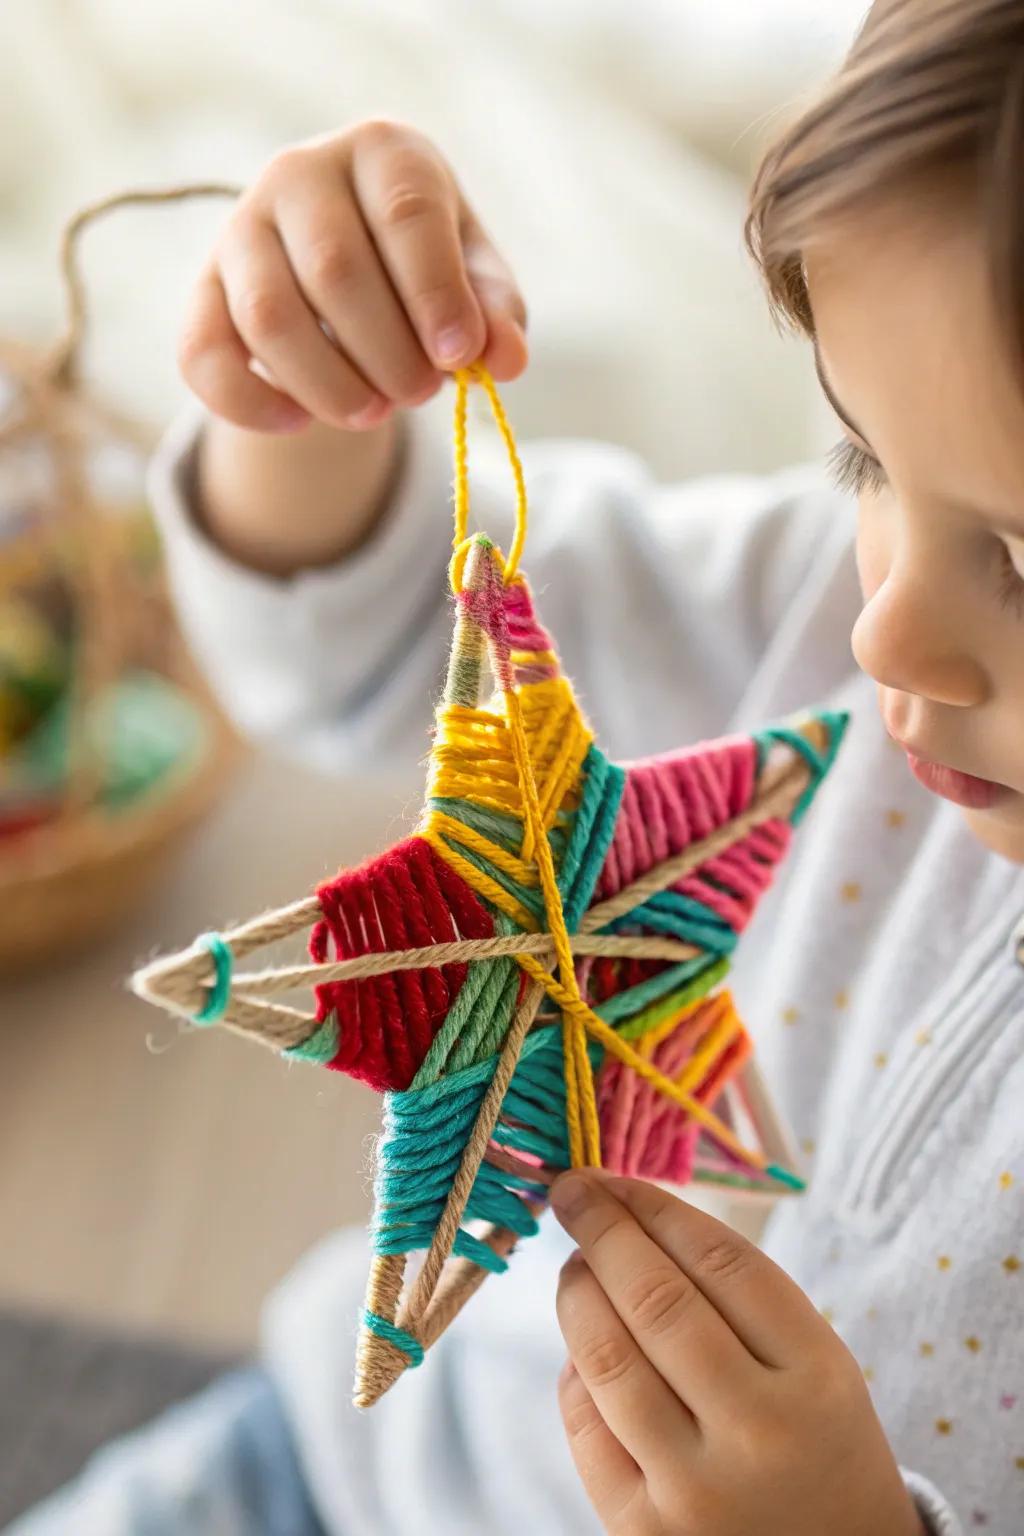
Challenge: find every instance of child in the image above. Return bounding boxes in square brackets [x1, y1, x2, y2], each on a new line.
[15, 2, 1024, 1532]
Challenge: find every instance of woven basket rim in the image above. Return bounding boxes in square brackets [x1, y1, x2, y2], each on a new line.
[0, 700, 238, 891]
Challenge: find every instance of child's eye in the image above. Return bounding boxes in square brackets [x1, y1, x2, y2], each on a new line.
[996, 539, 1024, 617]
[826, 438, 887, 497]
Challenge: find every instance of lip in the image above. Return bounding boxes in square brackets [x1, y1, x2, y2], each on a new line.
[904, 752, 1006, 810]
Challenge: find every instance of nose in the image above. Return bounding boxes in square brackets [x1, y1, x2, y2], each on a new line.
[851, 566, 990, 708]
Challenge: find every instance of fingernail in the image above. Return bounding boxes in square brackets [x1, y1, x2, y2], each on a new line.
[434, 324, 470, 365]
[551, 1173, 590, 1222]
[346, 397, 391, 430]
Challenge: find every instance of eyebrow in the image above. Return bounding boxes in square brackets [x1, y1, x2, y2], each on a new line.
[812, 343, 872, 445]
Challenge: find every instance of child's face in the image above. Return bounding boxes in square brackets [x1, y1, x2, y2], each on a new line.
[806, 193, 1024, 863]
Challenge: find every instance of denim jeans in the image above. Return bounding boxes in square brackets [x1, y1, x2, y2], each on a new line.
[6, 1368, 325, 1536]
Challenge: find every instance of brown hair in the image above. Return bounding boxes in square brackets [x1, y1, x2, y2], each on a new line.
[746, 0, 1024, 374]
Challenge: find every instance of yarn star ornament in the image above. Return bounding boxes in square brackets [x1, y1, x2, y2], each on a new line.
[133, 366, 847, 1407]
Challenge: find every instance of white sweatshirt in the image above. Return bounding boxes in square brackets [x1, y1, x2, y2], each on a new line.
[150, 406, 1024, 1536]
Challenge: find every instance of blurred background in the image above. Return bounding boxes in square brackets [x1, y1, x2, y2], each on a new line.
[0, 0, 866, 1520]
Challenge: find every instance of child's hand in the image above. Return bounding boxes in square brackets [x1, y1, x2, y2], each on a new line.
[179, 119, 528, 434]
[551, 1172, 924, 1536]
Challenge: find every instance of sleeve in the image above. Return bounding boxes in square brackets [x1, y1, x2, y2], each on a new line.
[901, 1469, 964, 1535]
[147, 400, 849, 774]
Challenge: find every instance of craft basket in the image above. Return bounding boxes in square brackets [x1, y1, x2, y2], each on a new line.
[0, 189, 240, 975]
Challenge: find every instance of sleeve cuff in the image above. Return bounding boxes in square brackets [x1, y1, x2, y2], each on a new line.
[146, 401, 455, 748]
[902, 1469, 964, 1536]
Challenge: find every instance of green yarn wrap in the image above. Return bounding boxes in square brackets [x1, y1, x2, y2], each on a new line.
[193, 932, 233, 1025]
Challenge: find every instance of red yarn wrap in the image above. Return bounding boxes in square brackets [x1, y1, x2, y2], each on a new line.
[310, 837, 494, 1092]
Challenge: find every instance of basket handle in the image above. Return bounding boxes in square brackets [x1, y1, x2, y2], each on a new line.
[44, 182, 244, 389]
[31, 183, 242, 812]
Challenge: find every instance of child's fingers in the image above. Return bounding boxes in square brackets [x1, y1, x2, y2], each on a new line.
[557, 1249, 696, 1470]
[351, 125, 487, 372]
[273, 179, 443, 409]
[606, 1176, 829, 1368]
[556, 1356, 649, 1526]
[475, 311, 528, 380]
[178, 265, 310, 433]
[478, 312, 529, 383]
[461, 213, 529, 382]
[217, 216, 389, 431]
[551, 1172, 757, 1421]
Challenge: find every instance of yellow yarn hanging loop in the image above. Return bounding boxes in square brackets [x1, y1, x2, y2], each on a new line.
[441, 360, 602, 1167]
[448, 535, 477, 597]
[450, 362, 528, 592]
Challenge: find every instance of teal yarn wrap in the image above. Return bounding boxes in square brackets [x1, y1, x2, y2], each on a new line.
[755, 712, 850, 824]
[559, 746, 625, 930]
[765, 1161, 807, 1192]
[361, 1310, 424, 1368]
[193, 932, 232, 1025]
[607, 890, 737, 955]
[371, 1027, 601, 1274]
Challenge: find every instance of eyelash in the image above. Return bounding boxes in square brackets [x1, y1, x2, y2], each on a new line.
[826, 438, 888, 497]
[824, 439, 1024, 616]
[996, 543, 1024, 617]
